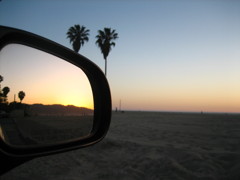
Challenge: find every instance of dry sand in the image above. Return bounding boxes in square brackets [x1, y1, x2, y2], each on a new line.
[1, 111, 240, 180]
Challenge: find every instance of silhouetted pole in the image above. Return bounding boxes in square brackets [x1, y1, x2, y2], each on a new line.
[119, 99, 121, 112]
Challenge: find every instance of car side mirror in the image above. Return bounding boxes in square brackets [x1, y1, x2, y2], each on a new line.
[0, 26, 111, 174]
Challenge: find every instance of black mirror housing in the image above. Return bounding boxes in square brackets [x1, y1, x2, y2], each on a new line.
[0, 26, 111, 173]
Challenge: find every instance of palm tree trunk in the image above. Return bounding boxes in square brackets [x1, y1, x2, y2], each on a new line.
[105, 58, 107, 77]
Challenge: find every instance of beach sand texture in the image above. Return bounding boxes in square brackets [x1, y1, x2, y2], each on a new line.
[2, 111, 240, 180]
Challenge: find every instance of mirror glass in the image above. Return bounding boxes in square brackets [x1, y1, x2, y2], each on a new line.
[0, 44, 94, 147]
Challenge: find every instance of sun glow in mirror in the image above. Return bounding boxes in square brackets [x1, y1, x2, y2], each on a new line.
[0, 44, 94, 147]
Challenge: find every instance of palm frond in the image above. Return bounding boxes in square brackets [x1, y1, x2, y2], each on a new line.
[66, 24, 90, 53]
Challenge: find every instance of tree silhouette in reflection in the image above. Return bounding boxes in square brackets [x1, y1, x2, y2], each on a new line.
[0, 75, 3, 84]
[0, 75, 3, 103]
[18, 91, 25, 103]
[2, 86, 10, 103]
[0, 75, 10, 103]
[0, 75, 26, 108]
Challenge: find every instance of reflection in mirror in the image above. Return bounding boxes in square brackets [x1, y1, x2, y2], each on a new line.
[0, 44, 94, 147]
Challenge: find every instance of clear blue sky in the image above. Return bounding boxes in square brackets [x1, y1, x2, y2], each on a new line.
[1, 0, 240, 112]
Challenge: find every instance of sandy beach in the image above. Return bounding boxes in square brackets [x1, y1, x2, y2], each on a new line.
[2, 111, 240, 180]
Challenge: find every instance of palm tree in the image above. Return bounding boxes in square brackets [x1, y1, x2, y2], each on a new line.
[96, 28, 118, 76]
[2, 86, 10, 103]
[18, 91, 25, 103]
[66, 24, 90, 53]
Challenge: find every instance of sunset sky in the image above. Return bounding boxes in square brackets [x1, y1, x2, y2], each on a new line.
[1, 0, 240, 112]
[0, 44, 94, 109]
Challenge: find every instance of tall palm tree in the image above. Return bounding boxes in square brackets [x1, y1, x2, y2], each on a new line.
[66, 24, 90, 53]
[18, 91, 25, 103]
[96, 28, 118, 76]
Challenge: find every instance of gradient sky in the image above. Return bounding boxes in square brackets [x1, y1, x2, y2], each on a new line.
[0, 44, 94, 109]
[0, 0, 240, 112]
